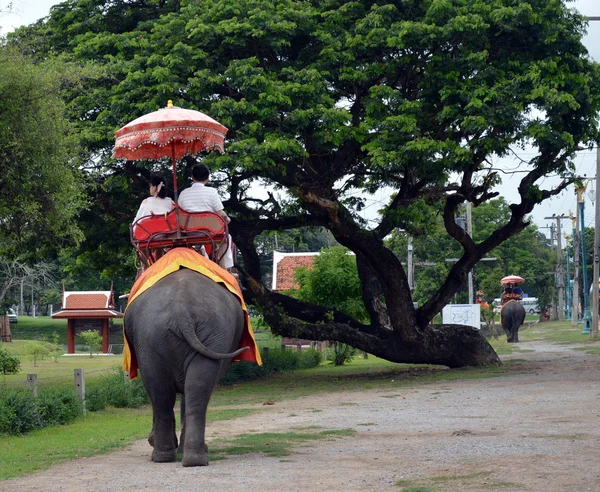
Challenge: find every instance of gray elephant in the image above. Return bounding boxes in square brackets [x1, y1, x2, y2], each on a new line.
[500, 301, 526, 343]
[124, 268, 249, 467]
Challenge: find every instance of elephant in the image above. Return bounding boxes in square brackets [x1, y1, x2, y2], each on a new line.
[500, 301, 526, 343]
[124, 268, 249, 467]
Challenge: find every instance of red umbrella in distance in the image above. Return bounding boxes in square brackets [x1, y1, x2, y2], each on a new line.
[501, 275, 525, 285]
[113, 100, 228, 198]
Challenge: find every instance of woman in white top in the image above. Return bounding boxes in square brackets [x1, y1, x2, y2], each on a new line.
[132, 176, 175, 224]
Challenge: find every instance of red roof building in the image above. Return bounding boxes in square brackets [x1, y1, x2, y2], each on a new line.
[271, 251, 318, 291]
[52, 286, 123, 354]
[271, 251, 320, 348]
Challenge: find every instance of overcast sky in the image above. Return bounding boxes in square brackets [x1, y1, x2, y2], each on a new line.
[2, 0, 600, 236]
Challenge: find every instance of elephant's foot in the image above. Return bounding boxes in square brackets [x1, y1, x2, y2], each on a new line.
[152, 449, 177, 463]
[182, 450, 209, 467]
[507, 337, 516, 343]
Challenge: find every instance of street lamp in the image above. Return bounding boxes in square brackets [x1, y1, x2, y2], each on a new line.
[577, 184, 593, 334]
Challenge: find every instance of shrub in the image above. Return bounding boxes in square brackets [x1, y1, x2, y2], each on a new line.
[298, 348, 323, 369]
[261, 348, 300, 372]
[0, 389, 83, 435]
[25, 341, 51, 367]
[220, 347, 322, 385]
[219, 361, 266, 385]
[326, 342, 356, 366]
[77, 330, 103, 357]
[37, 390, 83, 425]
[86, 368, 149, 412]
[0, 346, 20, 374]
[0, 391, 43, 434]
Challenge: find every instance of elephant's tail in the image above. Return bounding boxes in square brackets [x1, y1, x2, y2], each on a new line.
[181, 326, 249, 361]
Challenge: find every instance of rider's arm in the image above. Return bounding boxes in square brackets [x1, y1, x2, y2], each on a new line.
[216, 209, 231, 224]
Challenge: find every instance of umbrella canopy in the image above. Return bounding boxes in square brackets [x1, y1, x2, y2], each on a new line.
[113, 101, 228, 196]
[501, 275, 525, 285]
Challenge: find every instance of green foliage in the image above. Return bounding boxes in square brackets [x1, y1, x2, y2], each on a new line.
[294, 247, 367, 322]
[36, 390, 83, 426]
[326, 342, 356, 366]
[298, 348, 323, 369]
[386, 199, 555, 306]
[0, 389, 82, 435]
[85, 368, 149, 412]
[261, 348, 301, 373]
[0, 46, 85, 260]
[220, 347, 322, 384]
[219, 361, 266, 385]
[25, 341, 51, 367]
[76, 330, 103, 357]
[0, 345, 20, 375]
[293, 247, 364, 364]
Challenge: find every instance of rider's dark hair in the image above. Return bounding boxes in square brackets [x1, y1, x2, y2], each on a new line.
[151, 175, 167, 199]
[191, 164, 210, 182]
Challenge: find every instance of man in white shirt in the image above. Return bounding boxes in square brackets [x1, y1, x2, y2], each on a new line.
[178, 164, 234, 269]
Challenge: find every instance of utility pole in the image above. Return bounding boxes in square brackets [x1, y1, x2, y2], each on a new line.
[593, 147, 600, 338]
[407, 235, 414, 291]
[466, 202, 473, 304]
[570, 211, 580, 327]
[564, 233, 572, 320]
[545, 214, 568, 321]
[577, 183, 593, 334]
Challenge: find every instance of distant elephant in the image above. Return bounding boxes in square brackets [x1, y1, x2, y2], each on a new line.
[124, 268, 249, 467]
[500, 301, 526, 343]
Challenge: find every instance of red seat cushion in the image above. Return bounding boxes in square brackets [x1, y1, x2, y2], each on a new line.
[132, 211, 177, 241]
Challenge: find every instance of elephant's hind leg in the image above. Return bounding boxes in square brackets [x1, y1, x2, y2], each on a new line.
[181, 358, 220, 467]
[143, 376, 178, 463]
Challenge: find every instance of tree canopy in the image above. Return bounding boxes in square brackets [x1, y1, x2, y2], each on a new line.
[9, 0, 600, 367]
[0, 46, 85, 259]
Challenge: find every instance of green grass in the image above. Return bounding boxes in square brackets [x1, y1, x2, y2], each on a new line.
[9, 315, 124, 346]
[395, 471, 519, 491]
[1, 345, 124, 391]
[0, 407, 151, 479]
[210, 428, 355, 460]
[0, 405, 257, 480]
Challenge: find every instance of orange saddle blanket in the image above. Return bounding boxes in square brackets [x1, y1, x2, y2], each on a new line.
[123, 247, 262, 379]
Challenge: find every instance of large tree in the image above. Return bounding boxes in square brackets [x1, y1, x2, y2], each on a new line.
[11, 0, 600, 367]
[0, 46, 85, 259]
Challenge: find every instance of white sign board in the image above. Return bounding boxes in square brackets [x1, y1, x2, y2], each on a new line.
[442, 304, 481, 330]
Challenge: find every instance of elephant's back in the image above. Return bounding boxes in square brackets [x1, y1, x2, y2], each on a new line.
[125, 268, 244, 335]
[501, 300, 525, 314]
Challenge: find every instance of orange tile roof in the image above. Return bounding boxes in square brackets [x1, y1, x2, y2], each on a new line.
[274, 254, 317, 291]
[63, 292, 112, 309]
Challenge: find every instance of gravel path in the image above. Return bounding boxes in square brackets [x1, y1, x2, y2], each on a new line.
[3, 340, 600, 492]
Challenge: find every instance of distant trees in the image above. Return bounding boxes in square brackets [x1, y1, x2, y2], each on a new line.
[386, 198, 555, 307]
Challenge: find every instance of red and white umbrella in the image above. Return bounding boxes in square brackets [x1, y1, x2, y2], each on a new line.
[501, 275, 525, 285]
[113, 100, 228, 197]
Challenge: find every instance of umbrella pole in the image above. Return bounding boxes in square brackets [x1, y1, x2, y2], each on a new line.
[172, 144, 181, 239]
[171, 142, 178, 200]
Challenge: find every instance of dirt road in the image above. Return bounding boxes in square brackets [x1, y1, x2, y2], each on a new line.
[3, 340, 600, 491]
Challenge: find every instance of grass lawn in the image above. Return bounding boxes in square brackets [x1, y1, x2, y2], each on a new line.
[1, 319, 599, 481]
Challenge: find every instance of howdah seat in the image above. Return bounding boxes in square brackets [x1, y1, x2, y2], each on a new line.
[131, 207, 228, 268]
